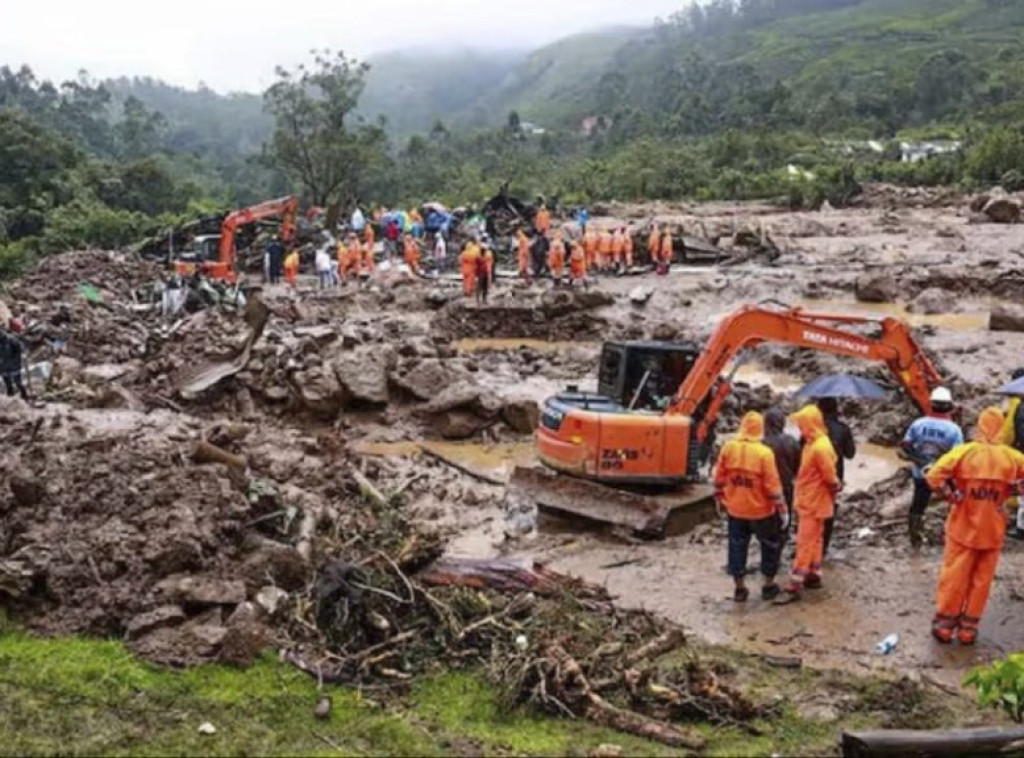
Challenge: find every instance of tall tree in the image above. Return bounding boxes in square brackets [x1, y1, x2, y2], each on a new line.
[262, 50, 386, 209]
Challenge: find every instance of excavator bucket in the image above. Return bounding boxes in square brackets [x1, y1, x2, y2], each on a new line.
[507, 466, 716, 539]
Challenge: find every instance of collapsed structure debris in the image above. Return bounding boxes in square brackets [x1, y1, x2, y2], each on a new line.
[4, 180, 1024, 748]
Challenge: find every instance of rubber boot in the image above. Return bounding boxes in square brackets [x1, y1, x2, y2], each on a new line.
[931, 614, 956, 644]
[909, 514, 924, 549]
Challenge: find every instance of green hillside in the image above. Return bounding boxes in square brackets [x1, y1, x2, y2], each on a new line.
[360, 27, 644, 137]
[359, 49, 523, 138]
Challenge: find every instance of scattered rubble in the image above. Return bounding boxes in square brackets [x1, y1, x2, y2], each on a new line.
[3, 184, 1023, 745]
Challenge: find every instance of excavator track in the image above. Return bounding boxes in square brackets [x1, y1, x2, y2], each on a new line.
[507, 466, 716, 539]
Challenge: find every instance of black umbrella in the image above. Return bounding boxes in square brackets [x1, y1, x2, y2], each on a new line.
[795, 374, 888, 400]
[997, 376, 1024, 396]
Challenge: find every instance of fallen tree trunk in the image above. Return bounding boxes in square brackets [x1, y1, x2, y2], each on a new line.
[841, 726, 1024, 757]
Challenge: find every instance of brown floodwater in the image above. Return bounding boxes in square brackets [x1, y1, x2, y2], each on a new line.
[794, 298, 990, 332]
[455, 338, 599, 353]
[352, 439, 536, 482]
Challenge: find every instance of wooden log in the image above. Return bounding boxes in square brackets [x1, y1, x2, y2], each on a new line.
[191, 440, 247, 470]
[624, 628, 687, 665]
[841, 726, 1024, 758]
[583, 691, 706, 750]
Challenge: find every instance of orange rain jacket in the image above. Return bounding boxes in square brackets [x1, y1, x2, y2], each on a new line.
[535, 207, 551, 233]
[517, 231, 530, 276]
[713, 412, 785, 520]
[647, 229, 660, 261]
[660, 232, 674, 264]
[569, 241, 587, 279]
[791, 405, 840, 518]
[548, 237, 566, 278]
[927, 407, 1024, 550]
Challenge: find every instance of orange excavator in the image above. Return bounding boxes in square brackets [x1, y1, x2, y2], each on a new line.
[509, 304, 943, 536]
[175, 196, 298, 282]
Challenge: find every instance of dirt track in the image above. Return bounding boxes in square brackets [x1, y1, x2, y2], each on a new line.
[3, 185, 1024, 686]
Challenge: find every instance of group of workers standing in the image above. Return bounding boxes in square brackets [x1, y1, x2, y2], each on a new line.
[714, 387, 1024, 647]
[267, 199, 684, 296]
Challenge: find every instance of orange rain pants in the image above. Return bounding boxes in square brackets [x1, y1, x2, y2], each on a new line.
[935, 541, 1000, 639]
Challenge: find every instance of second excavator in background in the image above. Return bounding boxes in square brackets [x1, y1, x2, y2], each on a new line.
[175, 195, 298, 282]
[509, 304, 943, 536]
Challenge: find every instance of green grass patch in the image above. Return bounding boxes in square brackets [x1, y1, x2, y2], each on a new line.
[0, 633, 1001, 757]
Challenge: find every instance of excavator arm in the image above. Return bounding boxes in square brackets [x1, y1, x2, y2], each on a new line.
[218, 195, 298, 277]
[668, 305, 942, 442]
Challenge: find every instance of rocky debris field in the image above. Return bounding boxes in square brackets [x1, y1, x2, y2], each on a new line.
[2, 184, 1024, 741]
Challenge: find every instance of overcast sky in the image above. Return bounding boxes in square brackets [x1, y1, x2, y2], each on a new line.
[1, 0, 686, 93]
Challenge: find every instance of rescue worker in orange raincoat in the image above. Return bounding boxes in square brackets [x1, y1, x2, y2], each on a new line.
[548, 231, 566, 284]
[360, 238, 375, 274]
[647, 224, 660, 267]
[611, 228, 625, 270]
[584, 229, 598, 271]
[283, 248, 300, 287]
[460, 239, 481, 297]
[568, 239, 587, 286]
[402, 233, 421, 276]
[535, 205, 551, 235]
[364, 222, 376, 249]
[926, 407, 1024, 645]
[597, 228, 613, 272]
[517, 229, 531, 283]
[714, 411, 787, 602]
[777, 405, 840, 603]
[339, 234, 360, 280]
[658, 225, 673, 274]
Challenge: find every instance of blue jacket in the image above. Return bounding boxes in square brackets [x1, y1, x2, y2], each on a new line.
[903, 416, 964, 479]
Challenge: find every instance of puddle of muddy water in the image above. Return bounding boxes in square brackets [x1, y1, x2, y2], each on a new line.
[795, 298, 990, 332]
[455, 338, 599, 353]
[352, 439, 536, 482]
[845, 442, 905, 494]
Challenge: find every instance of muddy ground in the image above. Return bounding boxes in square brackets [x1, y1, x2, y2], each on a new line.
[3, 184, 1024, 697]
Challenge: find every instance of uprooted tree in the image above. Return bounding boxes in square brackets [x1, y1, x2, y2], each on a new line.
[262, 49, 387, 219]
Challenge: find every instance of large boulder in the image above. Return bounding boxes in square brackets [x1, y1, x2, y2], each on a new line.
[419, 381, 497, 417]
[501, 398, 540, 434]
[990, 304, 1024, 333]
[983, 197, 1021, 224]
[907, 288, 957, 315]
[332, 348, 389, 407]
[294, 364, 344, 418]
[391, 359, 455, 401]
[854, 273, 899, 303]
[430, 410, 496, 440]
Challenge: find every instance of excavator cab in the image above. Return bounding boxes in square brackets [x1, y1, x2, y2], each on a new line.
[597, 341, 701, 410]
[537, 341, 705, 488]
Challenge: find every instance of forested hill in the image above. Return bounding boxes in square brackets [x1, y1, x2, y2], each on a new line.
[361, 0, 1024, 137]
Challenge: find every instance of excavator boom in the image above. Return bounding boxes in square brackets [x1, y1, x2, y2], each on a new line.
[521, 304, 944, 536]
[670, 305, 941, 442]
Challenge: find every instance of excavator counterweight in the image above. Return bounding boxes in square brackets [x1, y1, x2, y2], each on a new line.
[515, 304, 943, 536]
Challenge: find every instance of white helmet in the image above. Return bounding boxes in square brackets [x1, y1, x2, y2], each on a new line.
[931, 387, 953, 405]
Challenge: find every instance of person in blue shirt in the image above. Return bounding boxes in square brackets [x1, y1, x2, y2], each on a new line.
[901, 386, 964, 548]
[575, 207, 590, 235]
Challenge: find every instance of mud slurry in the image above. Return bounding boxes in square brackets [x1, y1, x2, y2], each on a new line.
[3, 187, 1024, 746]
